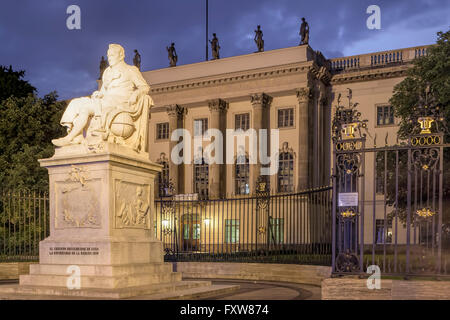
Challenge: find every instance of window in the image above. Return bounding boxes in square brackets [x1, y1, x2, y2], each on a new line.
[184, 224, 201, 240]
[194, 118, 208, 136]
[158, 161, 170, 197]
[235, 113, 250, 131]
[225, 219, 239, 243]
[194, 157, 209, 199]
[235, 155, 249, 195]
[375, 219, 392, 244]
[278, 108, 294, 128]
[377, 106, 394, 126]
[278, 152, 294, 193]
[156, 122, 169, 140]
[269, 218, 284, 244]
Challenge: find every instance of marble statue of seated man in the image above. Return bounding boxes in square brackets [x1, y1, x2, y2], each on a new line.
[52, 44, 152, 149]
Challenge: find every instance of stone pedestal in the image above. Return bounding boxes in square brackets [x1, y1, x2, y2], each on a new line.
[0, 144, 221, 299]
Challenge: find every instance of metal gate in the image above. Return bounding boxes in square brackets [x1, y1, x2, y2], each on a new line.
[332, 89, 450, 276]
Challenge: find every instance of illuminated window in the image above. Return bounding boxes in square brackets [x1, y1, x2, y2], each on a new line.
[269, 218, 284, 244]
[194, 157, 209, 200]
[157, 161, 170, 197]
[278, 152, 294, 193]
[225, 219, 239, 243]
[235, 155, 249, 195]
[375, 219, 392, 244]
[377, 106, 394, 126]
[235, 113, 250, 131]
[194, 118, 208, 136]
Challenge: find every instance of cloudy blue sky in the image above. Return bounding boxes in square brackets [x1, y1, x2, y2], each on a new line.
[0, 0, 448, 100]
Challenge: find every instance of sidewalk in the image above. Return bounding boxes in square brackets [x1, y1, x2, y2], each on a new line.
[0, 279, 321, 300]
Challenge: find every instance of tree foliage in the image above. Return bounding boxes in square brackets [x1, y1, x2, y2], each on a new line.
[390, 29, 450, 140]
[0, 66, 66, 190]
[385, 29, 450, 230]
[0, 66, 36, 102]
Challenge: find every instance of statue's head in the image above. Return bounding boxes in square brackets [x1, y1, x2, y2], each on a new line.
[302, 17, 306, 22]
[107, 44, 125, 66]
[171, 42, 175, 46]
[257, 25, 261, 29]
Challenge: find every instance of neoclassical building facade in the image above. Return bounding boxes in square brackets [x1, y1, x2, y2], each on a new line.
[143, 44, 429, 197]
[139, 44, 431, 245]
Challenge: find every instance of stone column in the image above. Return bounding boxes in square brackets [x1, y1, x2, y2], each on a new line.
[322, 97, 332, 186]
[166, 104, 187, 194]
[296, 88, 312, 190]
[250, 93, 273, 191]
[208, 99, 228, 199]
[318, 91, 328, 187]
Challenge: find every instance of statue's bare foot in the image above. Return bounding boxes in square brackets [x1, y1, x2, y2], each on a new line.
[52, 135, 83, 147]
[52, 137, 72, 147]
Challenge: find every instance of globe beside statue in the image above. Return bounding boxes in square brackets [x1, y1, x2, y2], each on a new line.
[110, 113, 135, 139]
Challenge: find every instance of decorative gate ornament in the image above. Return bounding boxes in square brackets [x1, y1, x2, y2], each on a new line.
[332, 89, 368, 144]
[408, 85, 447, 137]
[416, 208, 436, 219]
[332, 88, 368, 274]
[336, 250, 360, 273]
[256, 175, 270, 210]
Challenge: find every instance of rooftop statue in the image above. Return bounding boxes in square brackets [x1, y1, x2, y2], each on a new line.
[299, 17, 310, 45]
[133, 49, 141, 70]
[99, 56, 108, 80]
[52, 44, 153, 154]
[209, 33, 220, 60]
[166, 43, 178, 67]
[254, 25, 264, 52]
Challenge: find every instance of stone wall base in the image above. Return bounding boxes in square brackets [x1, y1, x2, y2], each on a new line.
[322, 278, 450, 300]
[0, 263, 33, 280]
[174, 262, 331, 286]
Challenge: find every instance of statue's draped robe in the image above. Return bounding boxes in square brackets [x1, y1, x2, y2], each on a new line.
[60, 61, 151, 152]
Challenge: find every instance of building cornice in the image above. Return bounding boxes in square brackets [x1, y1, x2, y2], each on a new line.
[150, 61, 315, 94]
[149, 60, 333, 95]
[330, 64, 410, 85]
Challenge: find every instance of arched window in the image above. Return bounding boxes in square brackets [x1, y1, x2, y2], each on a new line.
[278, 152, 294, 193]
[235, 155, 249, 195]
[157, 161, 170, 197]
[194, 157, 209, 200]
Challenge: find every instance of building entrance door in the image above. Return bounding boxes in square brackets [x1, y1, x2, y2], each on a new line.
[182, 214, 200, 251]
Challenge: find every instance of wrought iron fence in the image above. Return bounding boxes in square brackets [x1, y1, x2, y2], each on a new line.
[155, 186, 332, 265]
[0, 187, 332, 266]
[332, 88, 450, 277]
[0, 190, 49, 262]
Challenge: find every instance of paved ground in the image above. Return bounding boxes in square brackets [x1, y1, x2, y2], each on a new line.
[202, 279, 321, 300]
[0, 279, 321, 300]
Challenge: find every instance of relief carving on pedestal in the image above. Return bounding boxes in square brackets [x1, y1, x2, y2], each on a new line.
[115, 180, 151, 229]
[56, 166, 101, 229]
